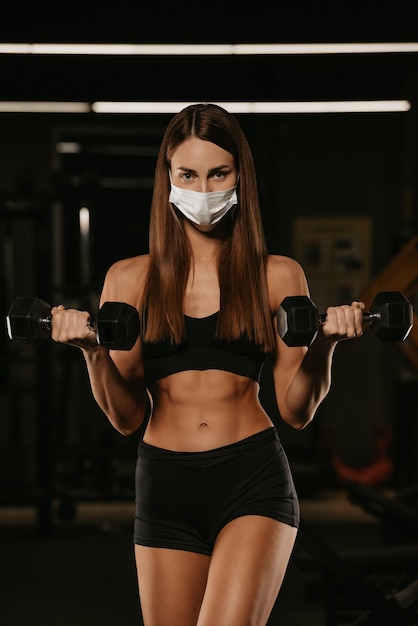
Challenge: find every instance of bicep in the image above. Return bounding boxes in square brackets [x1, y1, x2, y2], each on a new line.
[109, 338, 147, 399]
[267, 255, 310, 415]
[99, 257, 147, 393]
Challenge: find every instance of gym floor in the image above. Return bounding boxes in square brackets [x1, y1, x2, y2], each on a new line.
[1, 489, 386, 626]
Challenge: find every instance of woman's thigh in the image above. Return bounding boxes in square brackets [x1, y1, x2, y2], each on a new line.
[197, 515, 298, 626]
[135, 545, 210, 626]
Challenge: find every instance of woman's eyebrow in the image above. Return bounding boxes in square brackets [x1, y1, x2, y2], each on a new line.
[177, 166, 197, 174]
[207, 165, 231, 175]
[175, 164, 231, 175]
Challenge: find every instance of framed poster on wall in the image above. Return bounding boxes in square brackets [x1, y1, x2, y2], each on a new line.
[293, 217, 372, 312]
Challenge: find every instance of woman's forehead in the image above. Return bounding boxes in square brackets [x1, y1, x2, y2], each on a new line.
[170, 137, 234, 170]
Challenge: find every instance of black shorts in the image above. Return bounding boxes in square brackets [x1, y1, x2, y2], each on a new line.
[134, 427, 299, 556]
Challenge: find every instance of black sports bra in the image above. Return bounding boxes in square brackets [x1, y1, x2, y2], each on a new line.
[142, 312, 268, 387]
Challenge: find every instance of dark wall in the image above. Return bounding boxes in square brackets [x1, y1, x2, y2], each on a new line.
[0, 105, 417, 507]
[1, 109, 414, 277]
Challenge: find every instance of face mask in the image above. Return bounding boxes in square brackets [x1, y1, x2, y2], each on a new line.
[169, 183, 238, 226]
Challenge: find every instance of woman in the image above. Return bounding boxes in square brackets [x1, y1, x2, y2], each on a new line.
[51, 103, 365, 625]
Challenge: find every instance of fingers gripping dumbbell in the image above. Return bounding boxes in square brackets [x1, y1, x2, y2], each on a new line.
[277, 291, 413, 347]
[6, 297, 140, 350]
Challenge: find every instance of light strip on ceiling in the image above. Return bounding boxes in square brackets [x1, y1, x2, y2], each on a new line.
[92, 101, 411, 114]
[0, 43, 418, 55]
[0, 101, 411, 114]
[0, 101, 90, 113]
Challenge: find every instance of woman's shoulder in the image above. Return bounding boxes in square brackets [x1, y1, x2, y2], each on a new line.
[107, 253, 150, 277]
[267, 253, 305, 278]
[101, 254, 150, 307]
[266, 254, 309, 310]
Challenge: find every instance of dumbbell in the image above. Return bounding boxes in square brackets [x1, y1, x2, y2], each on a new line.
[6, 297, 140, 350]
[277, 291, 413, 347]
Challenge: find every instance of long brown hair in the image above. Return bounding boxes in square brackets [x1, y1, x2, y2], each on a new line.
[142, 103, 275, 353]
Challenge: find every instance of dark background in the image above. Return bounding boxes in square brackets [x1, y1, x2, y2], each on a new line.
[1, 3, 418, 624]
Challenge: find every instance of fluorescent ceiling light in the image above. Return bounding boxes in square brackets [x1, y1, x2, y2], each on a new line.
[92, 100, 411, 114]
[1, 43, 418, 55]
[0, 101, 90, 113]
[0, 101, 411, 114]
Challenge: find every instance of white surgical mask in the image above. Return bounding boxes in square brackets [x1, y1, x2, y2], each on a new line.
[169, 183, 238, 226]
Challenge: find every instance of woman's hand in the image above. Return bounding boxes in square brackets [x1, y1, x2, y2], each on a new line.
[50, 305, 100, 351]
[320, 300, 365, 343]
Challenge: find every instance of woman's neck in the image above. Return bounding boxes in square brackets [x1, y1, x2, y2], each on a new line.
[184, 220, 223, 264]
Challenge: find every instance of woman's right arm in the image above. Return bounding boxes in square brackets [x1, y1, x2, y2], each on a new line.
[268, 255, 364, 431]
[51, 256, 149, 435]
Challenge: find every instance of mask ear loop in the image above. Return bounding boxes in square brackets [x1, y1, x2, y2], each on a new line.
[228, 172, 239, 223]
[167, 169, 182, 225]
[235, 171, 241, 217]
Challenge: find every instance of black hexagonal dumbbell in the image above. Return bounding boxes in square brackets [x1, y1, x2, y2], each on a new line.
[6, 297, 140, 350]
[277, 291, 413, 347]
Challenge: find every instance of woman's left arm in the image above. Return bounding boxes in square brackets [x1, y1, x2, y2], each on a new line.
[267, 255, 364, 430]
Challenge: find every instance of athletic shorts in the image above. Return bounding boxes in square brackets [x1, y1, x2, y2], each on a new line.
[134, 427, 299, 556]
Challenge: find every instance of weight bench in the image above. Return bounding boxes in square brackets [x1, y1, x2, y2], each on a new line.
[297, 520, 418, 625]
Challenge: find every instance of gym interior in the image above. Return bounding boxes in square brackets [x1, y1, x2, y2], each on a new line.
[1, 8, 418, 626]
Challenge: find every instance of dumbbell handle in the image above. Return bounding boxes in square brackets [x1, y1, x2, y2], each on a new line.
[40, 313, 96, 333]
[319, 311, 378, 326]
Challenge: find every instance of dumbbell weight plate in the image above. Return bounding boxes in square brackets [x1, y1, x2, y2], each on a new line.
[370, 291, 413, 342]
[96, 302, 140, 350]
[6, 297, 52, 346]
[277, 295, 320, 347]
